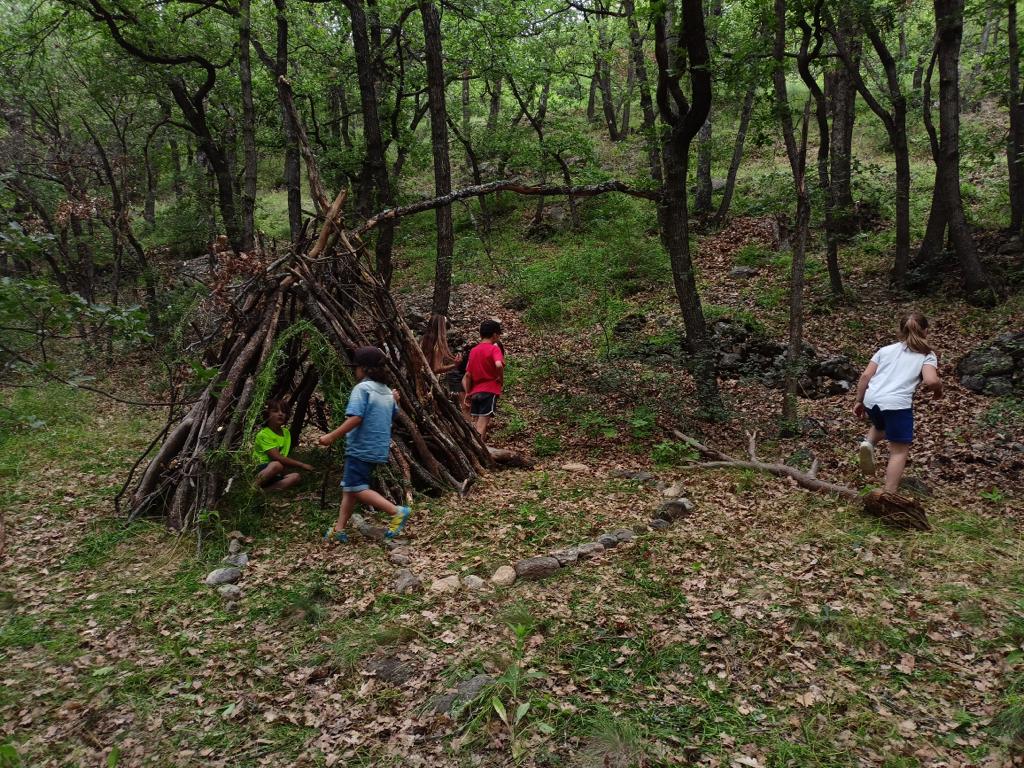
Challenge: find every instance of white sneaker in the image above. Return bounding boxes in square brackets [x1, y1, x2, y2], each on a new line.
[858, 441, 876, 475]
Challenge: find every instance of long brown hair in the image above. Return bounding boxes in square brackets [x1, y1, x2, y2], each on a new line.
[420, 314, 458, 373]
[899, 312, 931, 354]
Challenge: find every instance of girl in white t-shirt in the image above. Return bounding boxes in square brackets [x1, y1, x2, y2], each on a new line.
[853, 312, 943, 493]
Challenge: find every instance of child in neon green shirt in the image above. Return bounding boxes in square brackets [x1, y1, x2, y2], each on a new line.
[254, 400, 313, 491]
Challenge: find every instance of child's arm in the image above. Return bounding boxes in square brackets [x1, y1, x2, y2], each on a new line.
[852, 361, 878, 417]
[318, 415, 363, 447]
[921, 364, 943, 398]
[266, 448, 314, 472]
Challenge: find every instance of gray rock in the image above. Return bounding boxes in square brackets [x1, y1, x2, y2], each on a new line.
[649, 518, 671, 531]
[662, 481, 685, 498]
[222, 552, 249, 568]
[560, 462, 590, 472]
[390, 552, 412, 566]
[351, 513, 387, 542]
[429, 674, 494, 715]
[228, 539, 242, 555]
[217, 583, 242, 600]
[719, 352, 744, 370]
[960, 374, 987, 393]
[430, 575, 461, 593]
[385, 538, 411, 550]
[225, 600, 239, 613]
[549, 548, 579, 566]
[985, 377, 1014, 396]
[227, 530, 244, 541]
[514, 556, 560, 580]
[899, 476, 933, 498]
[462, 575, 487, 591]
[656, 497, 695, 522]
[393, 569, 422, 594]
[205, 567, 242, 586]
[610, 469, 657, 485]
[490, 566, 517, 586]
[729, 266, 759, 279]
[364, 654, 416, 684]
[612, 528, 636, 543]
[597, 534, 620, 548]
[575, 542, 606, 560]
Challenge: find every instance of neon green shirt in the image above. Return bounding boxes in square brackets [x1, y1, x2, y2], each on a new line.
[253, 426, 291, 465]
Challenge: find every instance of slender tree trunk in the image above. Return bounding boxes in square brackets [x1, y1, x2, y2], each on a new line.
[239, 0, 258, 251]
[1008, 0, 1024, 233]
[461, 64, 471, 137]
[653, 0, 722, 413]
[695, 116, 713, 214]
[587, 64, 599, 123]
[420, 0, 454, 316]
[345, 0, 396, 283]
[712, 81, 756, 227]
[927, 0, 993, 299]
[623, 0, 661, 183]
[143, 145, 157, 225]
[619, 59, 634, 137]
[169, 137, 183, 200]
[487, 78, 502, 131]
[826, 17, 858, 232]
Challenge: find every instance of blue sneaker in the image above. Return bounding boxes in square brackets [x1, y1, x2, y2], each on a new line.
[385, 506, 411, 539]
[323, 527, 349, 544]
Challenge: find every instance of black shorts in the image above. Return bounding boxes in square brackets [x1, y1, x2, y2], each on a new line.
[470, 392, 499, 417]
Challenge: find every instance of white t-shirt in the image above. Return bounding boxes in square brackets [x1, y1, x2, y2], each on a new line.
[864, 342, 938, 411]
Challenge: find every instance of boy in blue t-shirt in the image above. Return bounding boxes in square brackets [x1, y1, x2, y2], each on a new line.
[318, 346, 412, 543]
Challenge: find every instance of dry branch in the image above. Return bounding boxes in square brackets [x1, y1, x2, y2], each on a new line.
[673, 430, 930, 531]
[357, 179, 661, 234]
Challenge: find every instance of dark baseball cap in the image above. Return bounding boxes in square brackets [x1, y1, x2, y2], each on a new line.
[352, 346, 386, 367]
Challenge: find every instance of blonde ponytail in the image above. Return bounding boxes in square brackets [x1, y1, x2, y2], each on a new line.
[900, 312, 931, 355]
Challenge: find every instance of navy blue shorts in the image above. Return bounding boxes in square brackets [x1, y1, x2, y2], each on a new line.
[867, 406, 914, 444]
[341, 455, 376, 493]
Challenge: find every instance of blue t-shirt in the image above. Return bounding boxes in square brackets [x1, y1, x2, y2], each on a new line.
[345, 380, 396, 463]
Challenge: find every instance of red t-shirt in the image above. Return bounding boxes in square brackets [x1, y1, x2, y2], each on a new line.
[466, 342, 504, 396]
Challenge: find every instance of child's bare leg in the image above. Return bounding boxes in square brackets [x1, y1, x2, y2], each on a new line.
[266, 472, 301, 492]
[353, 488, 398, 517]
[865, 425, 885, 445]
[475, 415, 492, 440]
[257, 460, 284, 486]
[884, 443, 910, 494]
[333, 491, 358, 532]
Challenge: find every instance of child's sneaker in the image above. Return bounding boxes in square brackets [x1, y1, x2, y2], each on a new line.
[323, 527, 349, 544]
[858, 441, 876, 475]
[386, 506, 411, 539]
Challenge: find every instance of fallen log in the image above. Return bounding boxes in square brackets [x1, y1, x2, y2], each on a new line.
[672, 430, 930, 531]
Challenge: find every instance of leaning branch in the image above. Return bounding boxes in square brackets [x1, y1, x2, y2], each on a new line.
[356, 179, 661, 234]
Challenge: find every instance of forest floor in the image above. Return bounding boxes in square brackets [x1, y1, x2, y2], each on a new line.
[3, 210, 1024, 767]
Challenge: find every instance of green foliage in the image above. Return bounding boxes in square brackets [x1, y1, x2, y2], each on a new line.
[628, 405, 657, 439]
[651, 439, 697, 467]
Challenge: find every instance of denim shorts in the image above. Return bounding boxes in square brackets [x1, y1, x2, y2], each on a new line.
[341, 455, 376, 492]
[867, 405, 914, 444]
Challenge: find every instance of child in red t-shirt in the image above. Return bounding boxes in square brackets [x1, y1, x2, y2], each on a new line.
[462, 319, 504, 439]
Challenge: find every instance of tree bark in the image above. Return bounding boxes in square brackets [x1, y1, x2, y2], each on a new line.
[924, 0, 994, 300]
[239, 0, 258, 251]
[486, 78, 502, 131]
[826, 14, 858, 234]
[345, 0, 396, 283]
[420, 0, 454, 317]
[712, 81, 756, 227]
[653, 0, 722, 413]
[624, 0, 661, 183]
[1008, 0, 1024, 233]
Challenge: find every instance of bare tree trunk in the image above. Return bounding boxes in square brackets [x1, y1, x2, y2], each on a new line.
[653, 0, 722, 413]
[587, 64, 599, 123]
[926, 0, 994, 301]
[461, 63, 471, 137]
[619, 59, 634, 137]
[239, 0, 258, 251]
[345, 0, 396, 283]
[694, 116, 713, 214]
[712, 81, 756, 227]
[420, 0, 454, 317]
[1008, 0, 1024, 233]
[486, 78, 502, 131]
[624, 0, 661, 183]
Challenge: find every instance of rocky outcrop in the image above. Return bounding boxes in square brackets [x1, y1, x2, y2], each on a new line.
[957, 332, 1024, 396]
